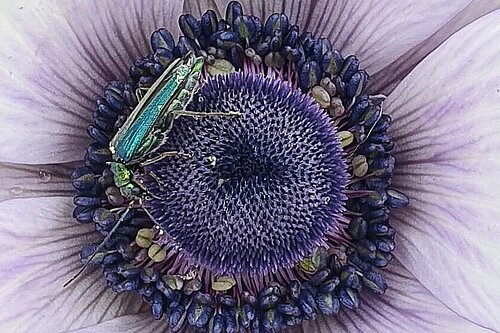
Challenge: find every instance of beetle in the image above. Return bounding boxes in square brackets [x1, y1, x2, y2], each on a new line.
[109, 52, 238, 198]
[65, 52, 239, 287]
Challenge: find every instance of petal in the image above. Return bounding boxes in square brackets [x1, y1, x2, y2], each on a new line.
[302, 259, 490, 333]
[385, 10, 500, 330]
[71, 313, 304, 333]
[62, 262, 489, 333]
[370, 1, 500, 93]
[0, 197, 142, 333]
[0, 162, 76, 202]
[66, 313, 170, 333]
[0, 0, 183, 164]
[183, 0, 488, 90]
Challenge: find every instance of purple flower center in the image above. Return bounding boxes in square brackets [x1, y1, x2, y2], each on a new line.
[70, 1, 410, 331]
[142, 72, 348, 273]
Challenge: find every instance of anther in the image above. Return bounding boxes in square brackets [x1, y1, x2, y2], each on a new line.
[72, 3, 409, 330]
[148, 244, 167, 262]
[136, 228, 153, 248]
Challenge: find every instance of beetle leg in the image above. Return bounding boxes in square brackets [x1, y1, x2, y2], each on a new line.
[148, 171, 165, 191]
[134, 175, 162, 200]
[135, 87, 148, 101]
[171, 109, 241, 118]
[140, 151, 192, 166]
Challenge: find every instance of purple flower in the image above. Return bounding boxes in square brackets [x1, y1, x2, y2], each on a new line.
[0, 1, 499, 332]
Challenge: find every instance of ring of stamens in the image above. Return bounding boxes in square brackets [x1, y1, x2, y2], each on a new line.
[71, 1, 409, 332]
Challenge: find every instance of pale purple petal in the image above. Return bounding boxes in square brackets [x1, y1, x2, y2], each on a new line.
[385, 10, 500, 330]
[302, 259, 489, 333]
[370, 1, 500, 93]
[0, 0, 183, 164]
[184, 0, 478, 90]
[66, 313, 171, 333]
[67, 313, 303, 333]
[0, 162, 76, 202]
[0, 197, 142, 333]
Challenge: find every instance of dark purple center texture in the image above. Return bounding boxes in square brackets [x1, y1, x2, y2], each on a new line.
[142, 72, 348, 273]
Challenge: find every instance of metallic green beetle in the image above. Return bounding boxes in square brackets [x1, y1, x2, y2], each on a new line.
[109, 52, 238, 197]
[65, 52, 238, 286]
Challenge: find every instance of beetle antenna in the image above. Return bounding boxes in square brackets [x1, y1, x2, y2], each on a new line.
[63, 207, 131, 288]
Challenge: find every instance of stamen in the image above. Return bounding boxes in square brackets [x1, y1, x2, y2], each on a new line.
[70, 1, 409, 331]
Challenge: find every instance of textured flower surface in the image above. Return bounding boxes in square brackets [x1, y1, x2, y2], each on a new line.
[0, 0, 500, 333]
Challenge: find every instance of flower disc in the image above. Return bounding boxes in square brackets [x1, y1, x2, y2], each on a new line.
[71, 2, 410, 329]
[142, 72, 348, 273]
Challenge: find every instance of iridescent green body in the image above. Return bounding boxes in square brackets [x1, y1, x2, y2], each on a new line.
[109, 53, 204, 195]
[109, 162, 137, 197]
[110, 53, 204, 165]
[65, 54, 215, 287]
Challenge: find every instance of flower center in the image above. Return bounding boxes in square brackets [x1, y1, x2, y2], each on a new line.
[70, 1, 410, 331]
[142, 72, 348, 273]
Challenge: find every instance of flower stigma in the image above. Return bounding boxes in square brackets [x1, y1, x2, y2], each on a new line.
[70, 1, 409, 332]
[141, 71, 349, 275]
